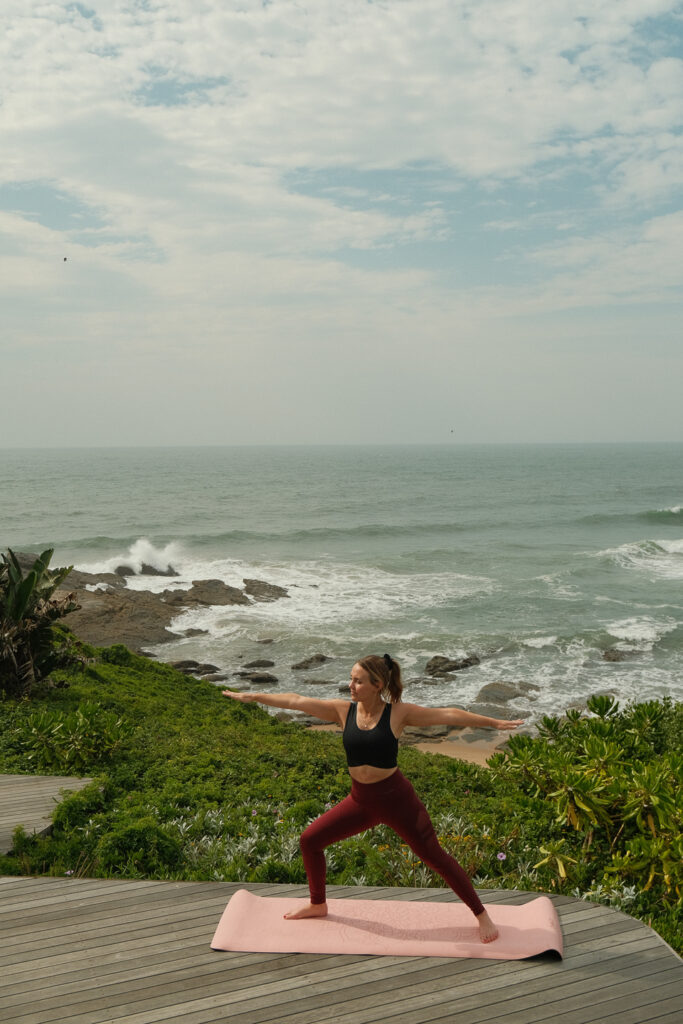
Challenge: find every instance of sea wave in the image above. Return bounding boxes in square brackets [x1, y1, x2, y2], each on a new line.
[596, 538, 683, 579]
[79, 538, 184, 576]
[580, 506, 683, 527]
[180, 521, 473, 544]
[644, 506, 683, 522]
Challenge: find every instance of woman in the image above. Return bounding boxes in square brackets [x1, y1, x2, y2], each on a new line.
[222, 653, 523, 943]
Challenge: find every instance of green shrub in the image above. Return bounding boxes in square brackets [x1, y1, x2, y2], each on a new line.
[95, 818, 183, 875]
[9, 702, 132, 774]
[491, 696, 683, 910]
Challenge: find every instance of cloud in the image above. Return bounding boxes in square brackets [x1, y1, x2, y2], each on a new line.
[1, 1, 681, 444]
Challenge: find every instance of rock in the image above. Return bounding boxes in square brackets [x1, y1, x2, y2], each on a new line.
[66, 568, 127, 590]
[292, 654, 331, 670]
[475, 681, 539, 704]
[234, 672, 279, 684]
[401, 724, 450, 741]
[458, 728, 493, 743]
[243, 579, 289, 602]
[181, 628, 209, 638]
[466, 702, 529, 721]
[296, 713, 336, 726]
[169, 660, 220, 676]
[603, 648, 636, 662]
[140, 562, 179, 577]
[203, 673, 230, 682]
[243, 659, 275, 669]
[299, 677, 336, 686]
[256, 638, 275, 644]
[61, 587, 180, 652]
[50, 562, 245, 653]
[338, 683, 351, 694]
[184, 580, 251, 606]
[425, 654, 480, 676]
[114, 563, 179, 578]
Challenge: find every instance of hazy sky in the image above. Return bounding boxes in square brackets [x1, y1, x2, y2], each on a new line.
[2, 1, 682, 446]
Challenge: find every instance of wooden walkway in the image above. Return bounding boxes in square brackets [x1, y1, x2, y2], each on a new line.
[0, 877, 680, 1024]
[0, 774, 93, 854]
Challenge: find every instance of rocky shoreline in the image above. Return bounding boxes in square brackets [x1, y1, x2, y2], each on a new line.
[11, 553, 288, 654]
[17, 552, 539, 754]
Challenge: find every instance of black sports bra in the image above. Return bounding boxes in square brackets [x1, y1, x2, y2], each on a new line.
[342, 701, 398, 769]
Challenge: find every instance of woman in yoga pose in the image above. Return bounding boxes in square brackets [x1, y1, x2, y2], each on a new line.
[222, 653, 523, 943]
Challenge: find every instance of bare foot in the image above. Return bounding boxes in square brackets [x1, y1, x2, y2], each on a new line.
[284, 902, 328, 920]
[476, 909, 498, 943]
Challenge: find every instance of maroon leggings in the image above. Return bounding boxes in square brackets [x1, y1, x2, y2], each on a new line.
[299, 770, 485, 917]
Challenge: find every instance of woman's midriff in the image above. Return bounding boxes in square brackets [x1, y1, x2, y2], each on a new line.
[348, 765, 398, 784]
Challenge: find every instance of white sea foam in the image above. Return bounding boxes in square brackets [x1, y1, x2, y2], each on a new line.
[536, 574, 581, 599]
[605, 616, 677, 650]
[523, 636, 558, 649]
[659, 538, 683, 555]
[161, 556, 497, 634]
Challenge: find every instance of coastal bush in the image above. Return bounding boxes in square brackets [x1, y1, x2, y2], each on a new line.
[0, 643, 680, 954]
[0, 549, 81, 697]
[489, 694, 683, 943]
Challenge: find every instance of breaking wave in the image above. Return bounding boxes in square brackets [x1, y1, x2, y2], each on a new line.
[597, 538, 683, 579]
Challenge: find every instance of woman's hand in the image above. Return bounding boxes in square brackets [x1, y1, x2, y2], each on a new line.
[495, 718, 524, 730]
[222, 690, 260, 703]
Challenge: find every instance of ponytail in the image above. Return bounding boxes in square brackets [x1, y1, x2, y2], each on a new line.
[357, 653, 403, 703]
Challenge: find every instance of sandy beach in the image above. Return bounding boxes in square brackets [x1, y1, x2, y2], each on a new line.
[308, 723, 504, 767]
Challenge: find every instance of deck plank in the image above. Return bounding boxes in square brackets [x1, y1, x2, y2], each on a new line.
[0, 877, 680, 1024]
[0, 774, 93, 854]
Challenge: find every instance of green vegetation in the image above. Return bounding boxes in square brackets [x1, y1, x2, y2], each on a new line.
[0, 640, 680, 954]
[0, 549, 80, 698]
[487, 694, 683, 952]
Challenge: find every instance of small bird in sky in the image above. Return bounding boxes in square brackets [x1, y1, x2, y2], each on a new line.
[63, 257, 67, 262]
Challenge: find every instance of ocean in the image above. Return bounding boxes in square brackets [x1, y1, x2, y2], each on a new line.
[2, 443, 682, 721]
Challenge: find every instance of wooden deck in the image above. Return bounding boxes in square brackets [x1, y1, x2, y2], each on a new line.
[0, 774, 93, 855]
[1, 877, 680, 1024]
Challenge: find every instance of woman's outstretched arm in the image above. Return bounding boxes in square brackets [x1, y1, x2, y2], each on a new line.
[398, 702, 524, 731]
[222, 689, 348, 727]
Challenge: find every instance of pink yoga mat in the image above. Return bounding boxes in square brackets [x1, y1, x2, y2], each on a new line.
[211, 889, 563, 960]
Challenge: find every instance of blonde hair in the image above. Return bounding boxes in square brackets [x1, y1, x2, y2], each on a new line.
[357, 654, 403, 703]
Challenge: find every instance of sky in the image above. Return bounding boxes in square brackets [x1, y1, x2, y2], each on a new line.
[1, 0, 682, 447]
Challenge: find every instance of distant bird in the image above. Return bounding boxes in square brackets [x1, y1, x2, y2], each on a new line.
[63, 257, 67, 262]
